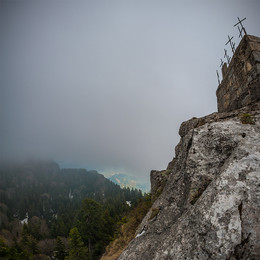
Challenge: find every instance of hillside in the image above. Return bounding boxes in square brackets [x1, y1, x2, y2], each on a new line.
[0, 159, 143, 259]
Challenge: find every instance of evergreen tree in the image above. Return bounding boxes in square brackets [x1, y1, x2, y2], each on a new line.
[54, 236, 67, 260]
[0, 236, 9, 258]
[66, 227, 88, 260]
[76, 198, 107, 259]
[21, 225, 38, 256]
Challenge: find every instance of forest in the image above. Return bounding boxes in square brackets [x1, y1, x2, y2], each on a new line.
[0, 160, 145, 259]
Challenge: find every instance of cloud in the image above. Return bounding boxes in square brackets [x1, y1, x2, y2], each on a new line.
[1, 0, 260, 179]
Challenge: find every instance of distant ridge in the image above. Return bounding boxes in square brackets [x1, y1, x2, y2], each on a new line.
[107, 173, 150, 193]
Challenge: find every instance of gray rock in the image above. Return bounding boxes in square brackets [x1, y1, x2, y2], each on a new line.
[150, 170, 169, 197]
[119, 104, 260, 260]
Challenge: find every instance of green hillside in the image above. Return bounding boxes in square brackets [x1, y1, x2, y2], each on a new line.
[0, 160, 143, 259]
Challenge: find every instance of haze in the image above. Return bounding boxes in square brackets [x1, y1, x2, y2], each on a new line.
[1, 0, 260, 181]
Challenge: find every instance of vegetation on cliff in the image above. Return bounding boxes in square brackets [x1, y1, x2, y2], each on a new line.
[101, 194, 152, 260]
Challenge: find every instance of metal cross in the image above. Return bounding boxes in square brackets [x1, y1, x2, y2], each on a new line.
[225, 35, 235, 54]
[220, 58, 224, 68]
[237, 25, 243, 38]
[216, 70, 220, 85]
[224, 49, 231, 64]
[234, 17, 247, 35]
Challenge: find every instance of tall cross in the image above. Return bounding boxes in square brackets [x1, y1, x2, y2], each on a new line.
[234, 17, 247, 35]
[216, 70, 220, 85]
[224, 49, 231, 64]
[225, 35, 235, 54]
[237, 25, 243, 38]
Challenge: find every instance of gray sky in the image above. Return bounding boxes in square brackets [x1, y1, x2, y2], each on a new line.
[1, 0, 260, 181]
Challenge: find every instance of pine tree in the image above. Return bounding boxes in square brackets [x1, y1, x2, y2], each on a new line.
[21, 225, 38, 256]
[76, 198, 106, 259]
[54, 236, 67, 260]
[66, 227, 88, 260]
[0, 236, 9, 257]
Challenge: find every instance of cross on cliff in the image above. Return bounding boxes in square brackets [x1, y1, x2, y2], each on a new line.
[225, 35, 236, 54]
[220, 58, 224, 68]
[234, 17, 247, 36]
[216, 70, 220, 85]
[237, 26, 243, 38]
[224, 49, 231, 64]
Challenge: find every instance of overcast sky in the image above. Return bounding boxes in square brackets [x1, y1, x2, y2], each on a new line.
[1, 0, 260, 181]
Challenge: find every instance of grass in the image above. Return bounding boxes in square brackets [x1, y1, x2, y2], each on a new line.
[239, 113, 255, 125]
[148, 208, 160, 221]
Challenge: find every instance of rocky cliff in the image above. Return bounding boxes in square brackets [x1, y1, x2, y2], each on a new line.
[118, 35, 260, 260]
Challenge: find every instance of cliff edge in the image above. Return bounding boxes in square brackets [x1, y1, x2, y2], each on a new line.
[118, 34, 260, 260]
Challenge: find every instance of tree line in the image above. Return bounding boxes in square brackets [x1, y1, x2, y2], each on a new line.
[0, 160, 144, 259]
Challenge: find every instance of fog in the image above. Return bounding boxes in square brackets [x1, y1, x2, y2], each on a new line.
[1, 0, 260, 180]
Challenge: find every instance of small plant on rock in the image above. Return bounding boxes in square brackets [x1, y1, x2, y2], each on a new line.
[240, 113, 255, 125]
[149, 208, 160, 220]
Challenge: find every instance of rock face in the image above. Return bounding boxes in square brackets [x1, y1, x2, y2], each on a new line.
[216, 35, 260, 113]
[150, 159, 175, 199]
[118, 35, 260, 260]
